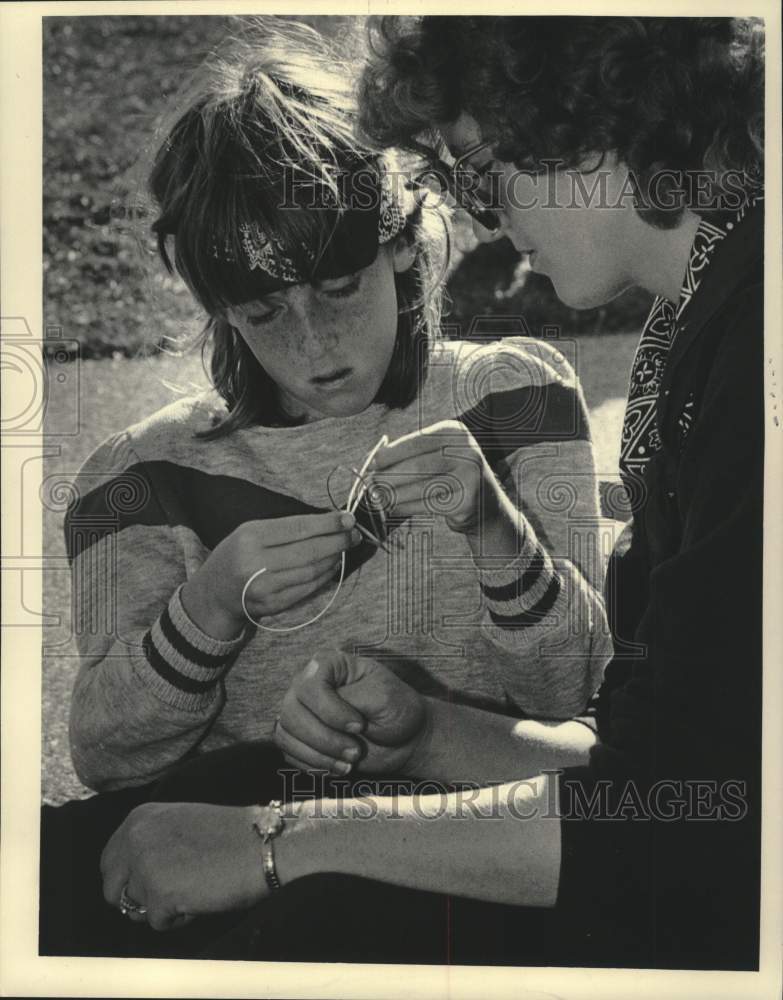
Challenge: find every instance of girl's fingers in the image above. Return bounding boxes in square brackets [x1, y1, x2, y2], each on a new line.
[365, 460, 471, 516]
[376, 480, 465, 519]
[294, 660, 366, 735]
[371, 455, 449, 486]
[123, 878, 151, 924]
[99, 831, 130, 907]
[275, 720, 355, 775]
[267, 529, 360, 572]
[372, 430, 449, 470]
[146, 901, 180, 933]
[279, 750, 324, 774]
[275, 567, 343, 609]
[246, 565, 341, 620]
[279, 697, 361, 762]
[372, 421, 472, 470]
[262, 511, 355, 547]
[264, 553, 343, 593]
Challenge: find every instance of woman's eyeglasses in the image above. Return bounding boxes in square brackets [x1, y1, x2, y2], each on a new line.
[412, 140, 502, 234]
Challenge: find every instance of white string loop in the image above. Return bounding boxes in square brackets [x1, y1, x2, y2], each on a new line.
[240, 435, 389, 634]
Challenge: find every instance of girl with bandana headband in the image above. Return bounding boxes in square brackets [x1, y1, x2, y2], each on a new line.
[44, 20, 611, 959]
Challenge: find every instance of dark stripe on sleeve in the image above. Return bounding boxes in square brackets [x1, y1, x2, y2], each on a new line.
[487, 573, 562, 629]
[65, 462, 318, 563]
[480, 575, 525, 603]
[520, 549, 548, 592]
[458, 382, 590, 475]
[65, 464, 164, 563]
[66, 460, 383, 579]
[142, 631, 223, 695]
[157, 604, 233, 671]
[480, 546, 550, 602]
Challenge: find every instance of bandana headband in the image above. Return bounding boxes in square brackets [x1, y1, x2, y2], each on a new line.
[211, 167, 407, 291]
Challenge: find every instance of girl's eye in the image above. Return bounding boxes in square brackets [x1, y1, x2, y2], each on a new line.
[321, 275, 361, 300]
[246, 307, 281, 327]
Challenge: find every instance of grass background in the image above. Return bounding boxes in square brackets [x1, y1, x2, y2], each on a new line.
[42, 15, 643, 804]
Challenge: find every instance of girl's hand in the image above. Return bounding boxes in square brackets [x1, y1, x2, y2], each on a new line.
[100, 802, 272, 931]
[181, 511, 362, 639]
[275, 650, 429, 776]
[370, 420, 498, 535]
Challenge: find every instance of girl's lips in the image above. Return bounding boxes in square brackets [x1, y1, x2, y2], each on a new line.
[311, 367, 354, 389]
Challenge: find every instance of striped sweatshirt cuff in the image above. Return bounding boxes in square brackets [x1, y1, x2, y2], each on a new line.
[139, 585, 250, 709]
[477, 523, 562, 630]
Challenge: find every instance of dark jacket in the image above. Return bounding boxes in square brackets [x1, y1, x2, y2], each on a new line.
[557, 203, 764, 970]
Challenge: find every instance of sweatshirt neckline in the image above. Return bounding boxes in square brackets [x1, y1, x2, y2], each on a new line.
[236, 401, 389, 438]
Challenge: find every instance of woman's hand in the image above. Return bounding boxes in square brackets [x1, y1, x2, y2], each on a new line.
[100, 802, 271, 931]
[181, 511, 362, 639]
[275, 650, 430, 776]
[370, 420, 498, 535]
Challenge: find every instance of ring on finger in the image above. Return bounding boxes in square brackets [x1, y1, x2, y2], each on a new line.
[119, 883, 148, 918]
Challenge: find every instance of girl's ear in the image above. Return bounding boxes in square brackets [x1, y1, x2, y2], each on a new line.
[391, 237, 417, 274]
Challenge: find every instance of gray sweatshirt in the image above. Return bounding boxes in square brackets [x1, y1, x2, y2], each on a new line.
[66, 337, 613, 790]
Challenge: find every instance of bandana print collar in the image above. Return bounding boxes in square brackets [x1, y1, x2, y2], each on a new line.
[619, 191, 763, 483]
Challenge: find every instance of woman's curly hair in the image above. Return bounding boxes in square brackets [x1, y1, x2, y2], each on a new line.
[359, 16, 764, 227]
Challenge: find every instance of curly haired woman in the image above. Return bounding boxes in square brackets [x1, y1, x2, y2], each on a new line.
[97, 17, 766, 970]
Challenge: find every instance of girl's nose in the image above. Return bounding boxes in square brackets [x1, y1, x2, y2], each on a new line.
[301, 323, 338, 359]
[288, 289, 337, 351]
[295, 311, 339, 358]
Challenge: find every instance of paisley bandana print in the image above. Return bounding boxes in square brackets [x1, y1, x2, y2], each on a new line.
[211, 166, 406, 287]
[620, 191, 763, 482]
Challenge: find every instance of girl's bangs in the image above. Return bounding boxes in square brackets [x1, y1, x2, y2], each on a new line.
[178, 176, 344, 315]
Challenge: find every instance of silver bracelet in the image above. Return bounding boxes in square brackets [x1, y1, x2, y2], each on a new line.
[252, 800, 285, 892]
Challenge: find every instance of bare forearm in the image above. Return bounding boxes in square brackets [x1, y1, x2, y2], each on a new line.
[406, 697, 596, 785]
[276, 773, 561, 908]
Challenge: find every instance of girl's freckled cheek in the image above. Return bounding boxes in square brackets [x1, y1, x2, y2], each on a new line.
[289, 328, 308, 353]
